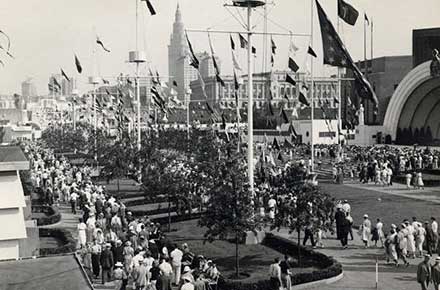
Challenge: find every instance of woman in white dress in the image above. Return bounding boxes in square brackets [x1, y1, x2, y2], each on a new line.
[417, 171, 424, 190]
[77, 218, 87, 248]
[360, 214, 372, 248]
[376, 218, 385, 248]
[405, 172, 412, 189]
[386, 227, 398, 265]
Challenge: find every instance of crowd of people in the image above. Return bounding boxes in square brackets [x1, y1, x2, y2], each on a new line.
[24, 141, 220, 290]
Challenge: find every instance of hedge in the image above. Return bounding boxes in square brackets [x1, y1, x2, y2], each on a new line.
[39, 228, 76, 256]
[217, 233, 342, 290]
[32, 205, 62, 226]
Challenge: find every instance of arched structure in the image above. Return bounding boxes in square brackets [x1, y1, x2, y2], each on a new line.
[383, 61, 440, 140]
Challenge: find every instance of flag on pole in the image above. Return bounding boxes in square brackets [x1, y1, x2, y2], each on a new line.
[230, 35, 236, 50]
[208, 33, 225, 87]
[288, 57, 299, 72]
[338, 0, 359, 26]
[185, 33, 199, 69]
[173, 80, 178, 87]
[364, 13, 370, 25]
[52, 77, 61, 90]
[239, 33, 248, 48]
[280, 109, 289, 123]
[142, 0, 156, 15]
[299, 85, 310, 106]
[96, 36, 111, 52]
[285, 74, 296, 86]
[316, 0, 378, 108]
[307, 46, 317, 58]
[271, 37, 277, 54]
[289, 39, 299, 56]
[102, 78, 109, 84]
[74, 54, 82, 74]
[61, 69, 70, 82]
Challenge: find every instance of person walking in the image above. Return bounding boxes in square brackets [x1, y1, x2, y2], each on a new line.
[405, 172, 413, 189]
[385, 227, 398, 265]
[396, 226, 410, 267]
[77, 218, 87, 249]
[417, 171, 425, 190]
[100, 243, 114, 284]
[432, 217, 439, 254]
[417, 254, 432, 290]
[268, 258, 282, 290]
[113, 262, 127, 290]
[405, 220, 417, 259]
[425, 221, 435, 256]
[170, 244, 183, 286]
[360, 214, 372, 248]
[432, 257, 440, 290]
[279, 255, 292, 290]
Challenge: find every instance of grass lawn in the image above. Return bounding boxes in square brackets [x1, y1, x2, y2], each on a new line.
[166, 219, 318, 283]
[320, 182, 440, 229]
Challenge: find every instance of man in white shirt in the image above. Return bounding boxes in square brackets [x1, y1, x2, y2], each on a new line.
[432, 217, 438, 252]
[159, 257, 173, 290]
[181, 276, 194, 290]
[170, 244, 183, 285]
[269, 258, 282, 289]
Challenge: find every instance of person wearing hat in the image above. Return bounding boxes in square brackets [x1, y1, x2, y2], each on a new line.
[100, 243, 114, 285]
[405, 220, 417, 259]
[113, 262, 127, 290]
[360, 214, 371, 248]
[180, 265, 195, 288]
[432, 257, 440, 290]
[181, 276, 195, 290]
[417, 254, 432, 290]
[132, 256, 148, 290]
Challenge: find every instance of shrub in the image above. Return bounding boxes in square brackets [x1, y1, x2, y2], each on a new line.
[39, 228, 76, 256]
[32, 205, 62, 226]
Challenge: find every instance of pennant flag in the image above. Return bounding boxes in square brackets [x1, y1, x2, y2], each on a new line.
[281, 109, 289, 124]
[216, 75, 225, 87]
[234, 71, 240, 90]
[291, 106, 299, 119]
[288, 122, 298, 139]
[285, 74, 296, 86]
[299, 86, 310, 106]
[288, 57, 299, 72]
[272, 137, 280, 151]
[271, 37, 277, 54]
[0, 43, 13, 59]
[173, 80, 178, 87]
[208, 33, 225, 87]
[316, 0, 378, 107]
[232, 52, 242, 71]
[252, 46, 257, 54]
[364, 13, 370, 25]
[283, 138, 294, 149]
[0, 30, 11, 52]
[61, 69, 70, 82]
[96, 36, 111, 52]
[338, 0, 359, 26]
[185, 33, 199, 69]
[52, 77, 61, 90]
[143, 0, 157, 16]
[239, 33, 248, 48]
[74, 54, 82, 74]
[289, 40, 299, 56]
[102, 78, 110, 84]
[307, 46, 317, 58]
[230, 35, 235, 50]
[333, 96, 340, 104]
[277, 152, 285, 163]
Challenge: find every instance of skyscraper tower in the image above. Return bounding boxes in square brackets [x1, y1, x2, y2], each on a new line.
[168, 3, 198, 101]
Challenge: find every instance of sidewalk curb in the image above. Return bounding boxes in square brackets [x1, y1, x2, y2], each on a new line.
[291, 272, 344, 290]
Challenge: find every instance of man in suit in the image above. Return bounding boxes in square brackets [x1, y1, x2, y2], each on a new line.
[417, 254, 432, 290]
[100, 243, 114, 284]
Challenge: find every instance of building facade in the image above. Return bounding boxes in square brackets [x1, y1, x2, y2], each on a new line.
[21, 79, 37, 99]
[413, 27, 440, 68]
[168, 4, 198, 101]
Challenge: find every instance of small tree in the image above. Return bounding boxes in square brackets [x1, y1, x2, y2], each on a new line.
[272, 184, 335, 265]
[199, 141, 263, 278]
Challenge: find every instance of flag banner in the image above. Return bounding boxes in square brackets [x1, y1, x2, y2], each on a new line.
[234, 71, 240, 90]
[102, 78, 109, 84]
[333, 96, 339, 104]
[307, 46, 317, 58]
[185, 33, 199, 69]
[96, 36, 110, 52]
[230, 35, 236, 50]
[338, 0, 359, 26]
[299, 91, 310, 107]
[232, 52, 242, 71]
[289, 40, 299, 56]
[288, 57, 299, 72]
[239, 33, 248, 48]
[61, 69, 70, 82]
[283, 138, 294, 149]
[316, 0, 378, 107]
[281, 109, 289, 123]
[285, 74, 296, 86]
[271, 37, 277, 54]
[75, 54, 82, 74]
[143, 0, 157, 15]
[216, 75, 225, 87]
[277, 152, 284, 163]
[252, 46, 257, 54]
[173, 80, 178, 87]
[208, 33, 225, 87]
[52, 77, 61, 89]
[364, 13, 369, 25]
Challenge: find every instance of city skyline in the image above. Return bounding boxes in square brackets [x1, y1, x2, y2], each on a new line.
[0, 0, 439, 95]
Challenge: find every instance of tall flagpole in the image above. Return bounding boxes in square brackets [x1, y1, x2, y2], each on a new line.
[247, 3, 254, 194]
[310, 0, 315, 172]
[337, 1, 342, 162]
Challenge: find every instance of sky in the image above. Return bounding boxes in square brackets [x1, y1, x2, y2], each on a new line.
[0, 0, 439, 95]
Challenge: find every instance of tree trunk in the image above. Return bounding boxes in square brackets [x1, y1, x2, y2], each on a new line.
[117, 178, 120, 194]
[297, 228, 301, 266]
[235, 231, 239, 278]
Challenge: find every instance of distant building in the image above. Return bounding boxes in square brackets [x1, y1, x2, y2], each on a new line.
[413, 27, 440, 67]
[21, 79, 37, 99]
[168, 4, 198, 101]
[61, 77, 77, 96]
[347, 55, 413, 126]
[198, 52, 221, 80]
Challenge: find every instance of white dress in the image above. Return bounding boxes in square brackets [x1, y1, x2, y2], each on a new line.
[361, 219, 372, 242]
[77, 222, 87, 247]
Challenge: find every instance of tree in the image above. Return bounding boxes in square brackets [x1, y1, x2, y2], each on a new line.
[272, 184, 335, 266]
[199, 141, 264, 278]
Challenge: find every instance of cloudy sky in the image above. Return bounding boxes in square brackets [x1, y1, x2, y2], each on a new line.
[0, 0, 439, 95]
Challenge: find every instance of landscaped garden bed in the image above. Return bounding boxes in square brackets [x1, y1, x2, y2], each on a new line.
[38, 228, 76, 256]
[32, 205, 62, 226]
